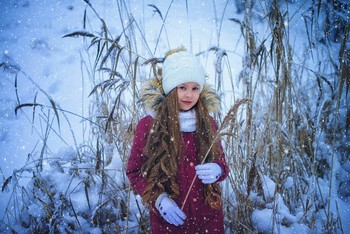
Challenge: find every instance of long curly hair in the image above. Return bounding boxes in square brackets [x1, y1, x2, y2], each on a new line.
[140, 88, 223, 209]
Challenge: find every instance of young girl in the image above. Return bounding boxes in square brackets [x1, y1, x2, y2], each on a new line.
[126, 48, 229, 233]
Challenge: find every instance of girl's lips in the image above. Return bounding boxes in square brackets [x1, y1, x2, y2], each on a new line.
[182, 100, 192, 104]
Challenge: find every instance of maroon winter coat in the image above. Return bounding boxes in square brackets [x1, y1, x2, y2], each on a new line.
[126, 115, 229, 233]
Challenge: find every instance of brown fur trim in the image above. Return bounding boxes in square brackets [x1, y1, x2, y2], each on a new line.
[200, 84, 220, 113]
[139, 78, 165, 111]
[139, 78, 220, 113]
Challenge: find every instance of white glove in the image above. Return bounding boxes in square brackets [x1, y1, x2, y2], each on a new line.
[155, 193, 186, 226]
[195, 163, 222, 184]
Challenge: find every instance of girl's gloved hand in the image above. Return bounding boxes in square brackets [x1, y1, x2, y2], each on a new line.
[155, 193, 186, 226]
[195, 163, 222, 184]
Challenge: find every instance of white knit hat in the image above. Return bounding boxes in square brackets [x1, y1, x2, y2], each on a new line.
[162, 51, 206, 95]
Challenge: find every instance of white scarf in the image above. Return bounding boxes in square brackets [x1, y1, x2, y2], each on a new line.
[179, 109, 197, 132]
[147, 109, 197, 132]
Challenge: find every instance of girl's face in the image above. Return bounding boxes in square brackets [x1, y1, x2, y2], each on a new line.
[177, 82, 201, 111]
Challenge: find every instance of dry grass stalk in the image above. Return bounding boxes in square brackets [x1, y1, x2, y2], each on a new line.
[181, 98, 250, 210]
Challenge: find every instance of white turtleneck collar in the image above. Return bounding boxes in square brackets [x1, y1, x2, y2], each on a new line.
[178, 109, 196, 132]
[147, 109, 197, 132]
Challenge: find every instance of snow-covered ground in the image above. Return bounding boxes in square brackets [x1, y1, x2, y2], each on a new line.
[1, 0, 349, 233]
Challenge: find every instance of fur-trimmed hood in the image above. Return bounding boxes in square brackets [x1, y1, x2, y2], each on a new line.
[139, 77, 220, 113]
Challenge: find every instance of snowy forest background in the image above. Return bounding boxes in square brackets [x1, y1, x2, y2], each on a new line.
[0, 0, 349, 233]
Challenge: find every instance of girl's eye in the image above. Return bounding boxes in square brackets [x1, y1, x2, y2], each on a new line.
[193, 87, 199, 91]
[179, 86, 186, 90]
